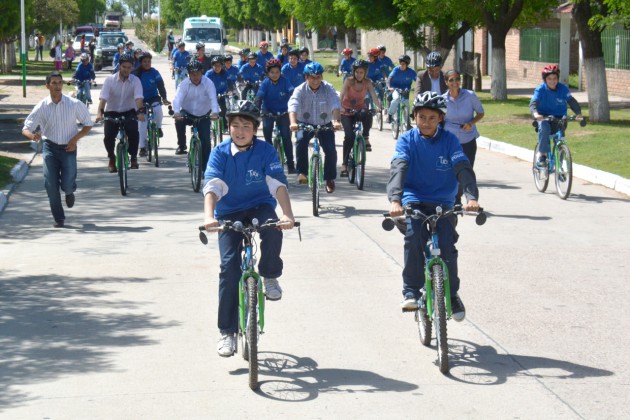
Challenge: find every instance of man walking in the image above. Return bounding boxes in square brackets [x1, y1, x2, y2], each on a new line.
[22, 71, 93, 228]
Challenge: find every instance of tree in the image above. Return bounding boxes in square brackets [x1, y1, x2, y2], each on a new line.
[590, 0, 630, 28]
[572, 0, 610, 123]
[32, 0, 80, 35]
[76, 0, 107, 25]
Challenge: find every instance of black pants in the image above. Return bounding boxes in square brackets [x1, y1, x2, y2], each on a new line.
[103, 110, 139, 159]
[456, 138, 477, 205]
[341, 113, 372, 168]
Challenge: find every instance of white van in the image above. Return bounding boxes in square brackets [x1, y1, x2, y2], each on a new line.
[182, 16, 227, 57]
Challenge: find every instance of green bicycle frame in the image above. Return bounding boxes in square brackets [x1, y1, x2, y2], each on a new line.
[308, 150, 323, 189]
[424, 256, 452, 319]
[238, 260, 265, 334]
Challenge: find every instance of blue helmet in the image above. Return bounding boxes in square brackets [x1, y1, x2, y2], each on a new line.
[303, 61, 324, 76]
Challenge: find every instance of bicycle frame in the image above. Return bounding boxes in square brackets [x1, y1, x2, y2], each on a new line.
[423, 230, 452, 319]
[238, 238, 265, 335]
[308, 135, 323, 189]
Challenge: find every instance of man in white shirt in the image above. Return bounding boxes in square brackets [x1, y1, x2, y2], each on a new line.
[22, 71, 93, 228]
[96, 53, 145, 172]
[172, 58, 220, 170]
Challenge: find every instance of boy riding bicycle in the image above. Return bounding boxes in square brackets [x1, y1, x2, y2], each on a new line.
[387, 92, 481, 321]
[202, 100, 296, 357]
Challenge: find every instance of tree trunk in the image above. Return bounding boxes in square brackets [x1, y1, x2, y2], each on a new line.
[490, 46, 507, 100]
[346, 28, 358, 54]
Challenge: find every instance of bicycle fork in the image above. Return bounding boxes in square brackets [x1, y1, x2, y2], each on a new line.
[423, 235, 452, 319]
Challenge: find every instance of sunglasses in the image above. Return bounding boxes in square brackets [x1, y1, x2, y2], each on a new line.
[448, 77, 461, 82]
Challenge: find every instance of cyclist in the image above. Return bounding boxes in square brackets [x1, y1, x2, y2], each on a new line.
[377, 45, 395, 76]
[202, 100, 296, 357]
[288, 61, 341, 192]
[172, 59, 220, 164]
[96, 53, 145, 172]
[72, 53, 96, 105]
[238, 51, 265, 100]
[195, 42, 212, 74]
[387, 54, 417, 125]
[223, 53, 239, 85]
[276, 42, 290, 65]
[112, 43, 125, 73]
[256, 41, 274, 67]
[386, 92, 480, 320]
[254, 59, 296, 173]
[415, 51, 447, 96]
[124, 40, 134, 55]
[205, 55, 234, 132]
[529, 64, 583, 168]
[134, 52, 171, 157]
[132, 48, 143, 71]
[281, 49, 305, 88]
[167, 29, 175, 55]
[236, 48, 250, 69]
[299, 47, 311, 65]
[339, 59, 381, 176]
[172, 41, 191, 88]
[367, 48, 386, 106]
[338, 47, 355, 80]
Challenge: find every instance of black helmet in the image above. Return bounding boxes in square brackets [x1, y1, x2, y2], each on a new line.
[226, 100, 261, 122]
[196, 42, 205, 51]
[299, 47, 309, 54]
[288, 49, 300, 58]
[425, 51, 442, 68]
[377, 44, 386, 51]
[211, 55, 224, 65]
[412, 92, 447, 115]
[177, 41, 185, 48]
[247, 51, 258, 60]
[223, 53, 233, 62]
[398, 54, 411, 64]
[239, 48, 250, 56]
[352, 59, 369, 70]
[280, 43, 289, 50]
[118, 53, 134, 64]
[186, 59, 203, 73]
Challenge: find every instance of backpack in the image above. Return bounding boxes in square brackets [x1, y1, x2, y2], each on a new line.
[49, 47, 55, 58]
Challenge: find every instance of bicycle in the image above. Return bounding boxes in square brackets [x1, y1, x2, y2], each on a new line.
[174, 67, 187, 89]
[242, 81, 262, 102]
[373, 80, 388, 131]
[532, 115, 586, 200]
[169, 106, 211, 193]
[382, 205, 486, 373]
[198, 219, 301, 390]
[67, 79, 95, 107]
[144, 101, 162, 167]
[262, 112, 290, 172]
[298, 123, 335, 217]
[344, 108, 376, 190]
[390, 88, 411, 140]
[103, 115, 136, 196]
[212, 93, 234, 147]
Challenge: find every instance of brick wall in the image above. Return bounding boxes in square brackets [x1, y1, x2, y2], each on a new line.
[581, 68, 630, 98]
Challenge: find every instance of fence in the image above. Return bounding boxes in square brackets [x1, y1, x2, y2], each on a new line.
[602, 28, 630, 70]
[519, 28, 560, 63]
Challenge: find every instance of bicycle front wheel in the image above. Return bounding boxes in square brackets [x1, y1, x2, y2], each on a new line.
[190, 140, 202, 192]
[401, 105, 410, 132]
[348, 147, 356, 185]
[432, 264, 449, 373]
[246, 276, 259, 390]
[355, 136, 366, 190]
[391, 115, 399, 140]
[311, 155, 320, 217]
[532, 143, 549, 193]
[116, 142, 127, 196]
[376, 109, 383, 131]
[146, 125, 154, 163]
[153, 130, 160, 167]
[274, 136, 286, 172]
[555, 144, 573, 199]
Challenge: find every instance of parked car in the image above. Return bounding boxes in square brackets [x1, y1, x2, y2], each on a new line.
[72, 33, 95, 52]
[93, 31, 127, 71]
[74, 25, 98, 37]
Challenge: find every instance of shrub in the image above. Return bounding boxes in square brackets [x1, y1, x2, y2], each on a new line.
[135, 19, 167, 52]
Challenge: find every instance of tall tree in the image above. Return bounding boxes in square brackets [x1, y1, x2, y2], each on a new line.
[32, 0, 80, 35]
[572, 0, 610, 122]
[590, 0, 630, 28]
[76, 0, 107, 25]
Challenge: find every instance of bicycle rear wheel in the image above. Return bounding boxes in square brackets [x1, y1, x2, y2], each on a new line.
[432, 264, 449, 373]
[555, 144, 572, 199]
[532, 143, 549, 193]
[116, 142, 127, 196]
[415, 291, 432, 347]
[311, 155, 320, 217]
[190, 140, 202, 192]
[355, 136, 366, 190]
[246, 276, 258, 390]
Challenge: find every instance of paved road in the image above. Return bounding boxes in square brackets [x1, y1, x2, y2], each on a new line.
[0, 42, 629, 419]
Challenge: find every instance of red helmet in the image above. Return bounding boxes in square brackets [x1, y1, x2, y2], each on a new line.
[259, 41, 269, 48]
[265, 58, 282, 72]
[342, 48, 353, 55]
[368, 48, 381, 57]
[542, 64, 560, 80]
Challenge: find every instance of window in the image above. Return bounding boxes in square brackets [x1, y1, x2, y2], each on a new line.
[520, 28, 560, 63]
[184, 28, 221, 43]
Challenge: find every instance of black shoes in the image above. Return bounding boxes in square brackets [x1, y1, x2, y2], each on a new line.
[53, 220, 64, 228]
[175, 146, 187, 155]
[65, 193, 75, 208]
[158, 128, 163, 137]
[139, 148, 147, 157]
[451, 294, 466, 322]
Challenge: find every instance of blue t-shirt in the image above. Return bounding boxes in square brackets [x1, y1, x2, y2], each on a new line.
[256, 76, 294, 113]
[205, 69, 230, 94]
[204, 138, 287, 218]
[339, 57, 356, 74]
[257, 51, 274, 68]
[225, 65, 239, 83]
[137, 68, 163, 101]
[74, 62, 95, 82]
[367, 61, 385, 82]
[281, 62, 305, 89]
[388, 66, 417, 90]
[378, 56, 395, 75]
[531, 82, 573, 117]
[392, 126, 469, 207]
[173, 50, 190, 69]
[276, 53, 289, 65]
[239, 63, 265, 83]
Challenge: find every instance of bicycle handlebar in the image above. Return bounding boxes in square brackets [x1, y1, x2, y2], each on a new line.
[198, 219, 301, 244]
[297, 123, 336, 132]
[533, 115, 587, 128]
[381, 205, 486, 231]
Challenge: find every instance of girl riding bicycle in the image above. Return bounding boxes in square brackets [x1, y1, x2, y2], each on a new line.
[202, 100, 296, 357]
[339, 59, 381, 176]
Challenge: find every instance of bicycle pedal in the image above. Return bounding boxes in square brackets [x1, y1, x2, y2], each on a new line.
[401, 308, 418, 313]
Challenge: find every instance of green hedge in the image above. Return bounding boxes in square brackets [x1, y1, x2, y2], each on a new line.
[135, 20, 167, 52]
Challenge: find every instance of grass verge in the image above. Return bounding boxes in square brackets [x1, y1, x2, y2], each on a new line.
[0, 155, 20, 187]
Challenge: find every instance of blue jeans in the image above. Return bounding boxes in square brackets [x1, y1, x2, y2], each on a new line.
[42, 141, 77, 223]
[402, 206, 459, 298]
[77, 81, 92, 102]
[217, 204, 283, 334]
[537, 119, 561, 155]
[263, 114, 294, 167]
[295, 124, 337, 180]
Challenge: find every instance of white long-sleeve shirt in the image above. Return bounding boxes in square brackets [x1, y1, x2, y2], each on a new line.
[23, 95, 93, 145]
[172, 76, 220, 116]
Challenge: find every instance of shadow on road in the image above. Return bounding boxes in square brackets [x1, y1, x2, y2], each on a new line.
[229, 351, 417, 401]
[0, 271, 180, 411]
[446, 339, 613, 385]
[568, 193, 629, 203]
[484, 211, 552, 221]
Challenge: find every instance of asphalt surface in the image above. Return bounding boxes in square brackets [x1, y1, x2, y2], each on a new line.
[0, 41, 629, 419]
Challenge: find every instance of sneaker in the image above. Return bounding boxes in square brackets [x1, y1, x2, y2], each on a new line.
[139, 148, 147, 157]
[130, 158, 139, 169]
[263, 277, 282, 301]
[451, 293, 466, 322]
[297, 173, 307, 184]
[387, 114, 393, 123]
[108, 157, 117, 173]
[536, 154, 548, 168]
[53, 220, 65, 228]
[401, 293, 419, 310]
[65, 193, 75, 208]
[158, 128, 163, 137]
[365, 141, 372, 152]
[175, 146, 187, 155]
[217, 333, 236, 357]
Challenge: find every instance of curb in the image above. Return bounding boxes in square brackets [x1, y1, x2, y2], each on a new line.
[477, 136, 630, 197]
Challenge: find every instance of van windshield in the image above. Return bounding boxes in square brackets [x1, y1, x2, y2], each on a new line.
[184, 28, 221, 43]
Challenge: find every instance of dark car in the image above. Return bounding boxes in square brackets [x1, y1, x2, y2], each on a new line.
[94, 31, 127, 71]
[74, 25, 98, 37]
